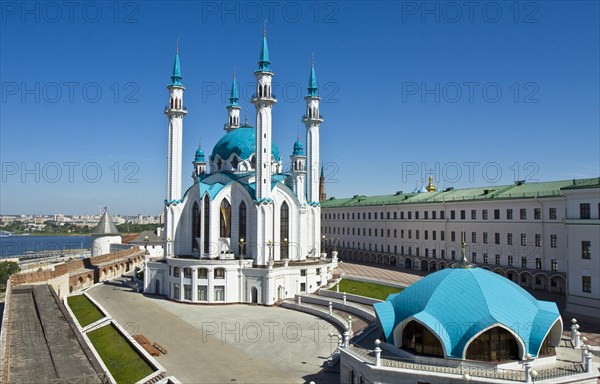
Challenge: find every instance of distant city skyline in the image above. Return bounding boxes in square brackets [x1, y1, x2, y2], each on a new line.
[1, 1, 598, 215]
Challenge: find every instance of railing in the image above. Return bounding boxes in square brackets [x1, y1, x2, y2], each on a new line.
[346, 343, 587, 382]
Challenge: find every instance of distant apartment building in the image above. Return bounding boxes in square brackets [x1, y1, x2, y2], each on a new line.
[321, 177, 600, 319]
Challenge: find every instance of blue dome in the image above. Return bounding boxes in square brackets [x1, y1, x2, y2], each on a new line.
[292, 139, 304, 156]
[194, 146, 205, 162]
[374, 267, 561, 359]
[210, 127, 281, 162]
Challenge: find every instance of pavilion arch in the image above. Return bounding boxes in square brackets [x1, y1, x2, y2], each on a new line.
[535, 318, 563, 357]
[462, 323, 526, 361]
[549, 275, 566, 293]
[86, 274, 92, 285]
[77, 276, 84, 288]
[377, 254, 383, 264]
[383, 255, 389, 264]
[493, 267, 505, 276]
[438, 261, 447, 270]
[420, 259, 428, 271]
[390, 256, 397, 266]
[404, 257, 412, 269]
[392, 318, 448, 358]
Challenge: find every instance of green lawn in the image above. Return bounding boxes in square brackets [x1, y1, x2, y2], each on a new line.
[67, 295, 105, 327]
[330, 279, 403, 301]
[87, 324, 155, 384]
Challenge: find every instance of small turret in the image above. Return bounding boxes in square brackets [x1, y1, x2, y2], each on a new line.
[290, 139, 306, 205]
[192, 145, 207, 178]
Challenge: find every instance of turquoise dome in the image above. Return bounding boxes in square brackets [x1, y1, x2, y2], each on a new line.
[210, 127, 281, 162]
[374, 267, 561, 359]
[292, 139, 304, 156]
[194, 146, 205, 162]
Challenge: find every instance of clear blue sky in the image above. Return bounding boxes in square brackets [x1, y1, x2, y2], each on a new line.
[1, 1, 598, 216]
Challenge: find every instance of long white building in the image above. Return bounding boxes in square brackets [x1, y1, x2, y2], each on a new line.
[321, 177, 600, 319]
[143, 28, 336, 305]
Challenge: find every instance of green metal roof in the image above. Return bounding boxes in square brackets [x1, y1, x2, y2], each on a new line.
[321, 177, 600, 208]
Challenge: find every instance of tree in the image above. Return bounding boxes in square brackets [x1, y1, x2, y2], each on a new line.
[0, 261, 20, 285]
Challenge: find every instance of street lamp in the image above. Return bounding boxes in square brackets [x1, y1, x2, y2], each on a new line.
[144, 235, 149, 255]
[321, 234, 326, 254]
[239, 238, 245, 260]
[267, 240, 273, 262]
[282, 237, 288, 259]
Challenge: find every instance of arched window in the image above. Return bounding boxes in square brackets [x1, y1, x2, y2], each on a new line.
[238, 201, 247, 245]
[466, 327, 519, 362]
[280, 201, 289, 259]
[203, 196, 210, 253]
[220, 199, 231, 237]
[402, 320, 444, 357]
[231, 156, 239, 170]
[250, 156, 256, 169]
[192, 202, 200, 250]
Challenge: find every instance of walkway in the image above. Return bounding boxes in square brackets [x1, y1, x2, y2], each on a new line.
[87, 278, 339, 384]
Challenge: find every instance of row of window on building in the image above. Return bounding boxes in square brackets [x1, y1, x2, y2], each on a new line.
[173, 283, 225, 301]
[323, 203, 597, 221]
[170, 266, 226, 279]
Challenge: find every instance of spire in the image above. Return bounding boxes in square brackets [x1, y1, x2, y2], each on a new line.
[257, 20, 271, 72]
[453, 231, 476, 268]
[229, 67, 239, 106]
[320, 165, 324, 178]
[171, 40, 183, 86]
[307, 53, 318, 96]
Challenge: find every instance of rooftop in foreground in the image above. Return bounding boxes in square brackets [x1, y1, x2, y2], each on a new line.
[4, 285, 106, 383]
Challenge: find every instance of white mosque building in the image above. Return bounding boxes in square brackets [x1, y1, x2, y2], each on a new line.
[143, 28, 337, 305]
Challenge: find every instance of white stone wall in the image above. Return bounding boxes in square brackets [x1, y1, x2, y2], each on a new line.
[91, 235, 121, 257]
[565, 187, 600, 317]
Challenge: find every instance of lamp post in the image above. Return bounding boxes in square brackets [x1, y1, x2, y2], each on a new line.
[239, 238, 245, 260]
[144, 235, 149, 255]
[282, 237, 288, 259]
[321, 234, 327, 255]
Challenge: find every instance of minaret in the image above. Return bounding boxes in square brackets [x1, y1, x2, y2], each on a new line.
[224, 67, 241, 132]
[290, 139, 306, 205]
[319, 165, 326, 201]
[164, 42, 187, 202]
[192, 145, 207, 179]
[303, 54, 323, 203]
[251, 22, 277, 201]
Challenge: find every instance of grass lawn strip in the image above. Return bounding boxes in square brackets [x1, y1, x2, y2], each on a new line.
[330, 279, 402, 301]
[87, 324, 155, 384]
[67, 294, 104, 327]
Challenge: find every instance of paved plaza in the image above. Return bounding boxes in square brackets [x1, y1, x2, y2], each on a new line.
[87, 280, 340, 383]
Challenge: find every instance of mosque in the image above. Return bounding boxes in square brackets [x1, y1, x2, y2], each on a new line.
[143, 27, 337, 305]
